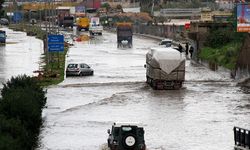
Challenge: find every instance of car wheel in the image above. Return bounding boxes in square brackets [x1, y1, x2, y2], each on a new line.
[90, 71, 94, 75]
[80, 72, 84, 76]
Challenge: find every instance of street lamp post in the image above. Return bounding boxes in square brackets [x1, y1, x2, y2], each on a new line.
[151, 0, 155, 16]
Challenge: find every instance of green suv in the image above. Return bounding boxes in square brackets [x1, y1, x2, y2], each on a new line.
[107, 123, 146, 150]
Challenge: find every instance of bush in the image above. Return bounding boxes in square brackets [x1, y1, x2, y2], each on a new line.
[204, 28, 246, 48]
[0, 115, 30, 150]
[0, 75, 47, 149]
[0, 88, 42, 133]
[1, 75, 46, 109]
[199, 42, 242, 69]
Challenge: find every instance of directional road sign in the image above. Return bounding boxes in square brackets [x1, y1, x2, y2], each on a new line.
[48, 35, 64, 43]
[48, 43, 64, 52]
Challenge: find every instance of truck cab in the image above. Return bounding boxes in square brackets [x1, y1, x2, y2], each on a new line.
[63, 16, 74, 28]
[116, 23, 133, 48]
[76, 17, 90, 31]
[89, 17, 103, 36]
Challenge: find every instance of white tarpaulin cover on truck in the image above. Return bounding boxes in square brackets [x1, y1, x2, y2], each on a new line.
[149, 47, 184, 74]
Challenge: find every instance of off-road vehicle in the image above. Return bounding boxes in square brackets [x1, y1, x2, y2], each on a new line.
[107, 123, 146, 150]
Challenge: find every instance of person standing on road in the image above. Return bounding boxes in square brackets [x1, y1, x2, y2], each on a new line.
[178, 44, 183, 53]
[185, 43, 189, 56]
[189, 46, 194, 59]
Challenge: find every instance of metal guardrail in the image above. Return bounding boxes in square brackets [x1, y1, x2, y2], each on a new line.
[234, 127, 250, 149]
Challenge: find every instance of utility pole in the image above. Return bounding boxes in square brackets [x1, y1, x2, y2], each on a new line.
[151, 0, 155, 16]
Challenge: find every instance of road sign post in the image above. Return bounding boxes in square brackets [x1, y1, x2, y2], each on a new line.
[47, 34, 64, 68]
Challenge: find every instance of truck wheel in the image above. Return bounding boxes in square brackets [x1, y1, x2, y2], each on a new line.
[173, 83, 180, 90]
[152, 80, 157, 90]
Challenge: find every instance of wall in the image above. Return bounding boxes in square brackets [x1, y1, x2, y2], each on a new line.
[133, 24, 185, 40]
[236, 33, 250, 79]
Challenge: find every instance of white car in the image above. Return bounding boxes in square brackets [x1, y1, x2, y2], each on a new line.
[66, 63, 94, 77]
[159, 39, 173, 47]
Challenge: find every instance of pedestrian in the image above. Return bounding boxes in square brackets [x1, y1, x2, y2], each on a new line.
[178, 44, 183, 53]
[185, 43, 189, 56]
[189, 46, 194, 58]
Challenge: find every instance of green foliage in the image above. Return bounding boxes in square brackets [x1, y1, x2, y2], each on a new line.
[0, 115, 31, 150]
[199, 42, 242, 69]
[116, 4, 123, 10]
[101, 3, 111, 11]
[0, 75, 46, 149]
[200, 27, 247, 70]
[204, 28, 246, 48]
[1, 75, 46, 109]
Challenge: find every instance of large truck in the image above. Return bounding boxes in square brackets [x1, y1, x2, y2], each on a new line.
[116, 23, 133, 48]
[0, 30, 6, 43]
[145, 47, 185, 90]
[57, 8, 74, 28]
[89, 17, 103, 35]
[62, 16, 74, 28]
[76, 17, 90, 31]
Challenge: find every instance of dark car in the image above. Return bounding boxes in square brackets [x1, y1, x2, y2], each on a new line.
[0, 18, 9, 26]
[66, 63, 94, 77]
[0, 30, 6, 43]
[107, 123, 146, 150]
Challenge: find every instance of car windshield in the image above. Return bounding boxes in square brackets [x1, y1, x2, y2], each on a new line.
[67, 64, 78, 68]
[0, 34, 5, 38]
[160, 41, 171, 45]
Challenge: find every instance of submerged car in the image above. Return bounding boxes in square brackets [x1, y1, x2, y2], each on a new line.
[107, 123, 146, 150]
[66, 63, 94, 77]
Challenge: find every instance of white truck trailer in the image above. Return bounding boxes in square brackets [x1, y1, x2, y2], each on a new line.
[145, 47, 185, 90]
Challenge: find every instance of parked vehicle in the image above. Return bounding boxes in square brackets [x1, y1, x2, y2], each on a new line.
[117, 23, 133, 48]
[76, 17, 90, 31]
[234, 127, 250, 150]
[145, 47, 185, 90]
[66, 63, 94, 77]
[107, 123, 146, 150]
[0, 18, 9, 26]
[89, 17, 103, 35]
[0, 30, 6, 43]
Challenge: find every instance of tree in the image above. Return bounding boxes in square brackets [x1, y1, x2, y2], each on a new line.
[0, 0, 5, 17]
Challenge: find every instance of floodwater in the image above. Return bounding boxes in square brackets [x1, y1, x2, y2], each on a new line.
[38, 31, 250, 150]
[0, 27, 43, 87]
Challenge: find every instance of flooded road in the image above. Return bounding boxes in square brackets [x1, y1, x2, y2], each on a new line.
[0, 27, 43, 87]
[38, 31, 250, 150]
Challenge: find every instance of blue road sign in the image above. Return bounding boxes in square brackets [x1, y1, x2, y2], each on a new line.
[48, 43, 64, 52]
[12, 12, 22, 23]
[48, 35, 64, 43]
